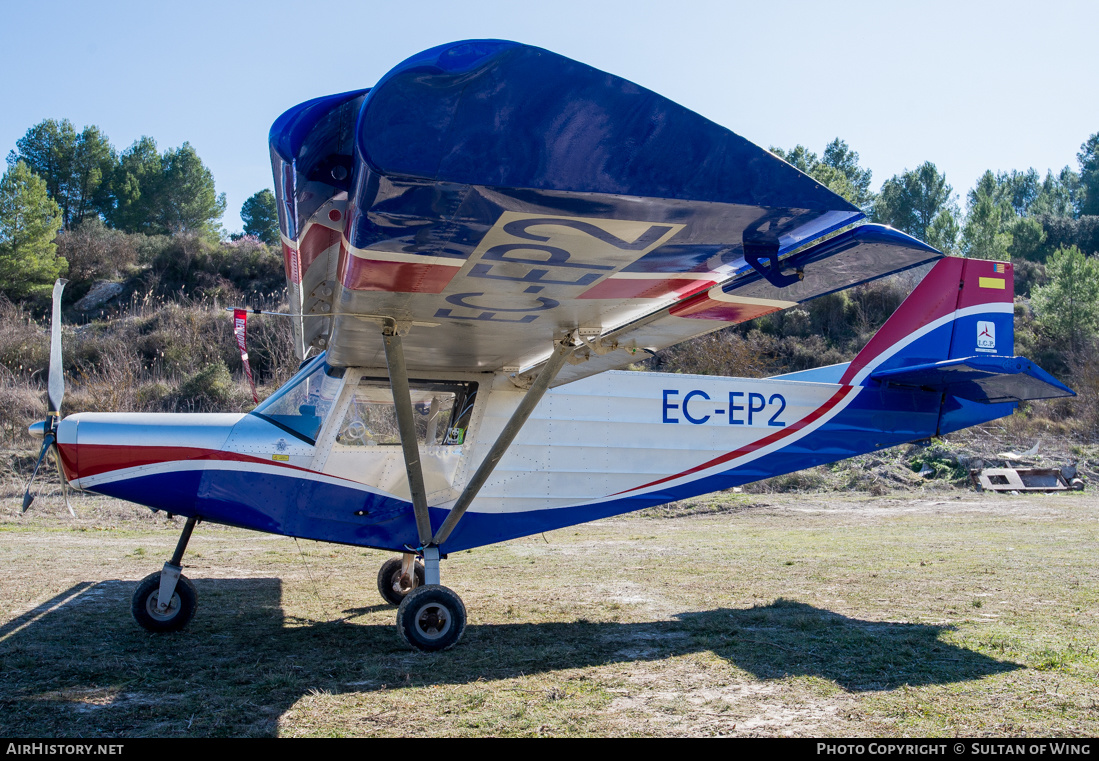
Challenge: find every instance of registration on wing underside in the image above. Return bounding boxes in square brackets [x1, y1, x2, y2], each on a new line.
[326, 211, 707, 371]
[347, 212, 687, 323]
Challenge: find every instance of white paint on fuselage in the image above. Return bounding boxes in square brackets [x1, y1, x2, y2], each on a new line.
[62, 369, 865, 520]
[308, 368, 856, 515]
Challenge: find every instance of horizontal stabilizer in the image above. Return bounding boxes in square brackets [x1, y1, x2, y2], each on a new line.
[870, 356, 1075, 403]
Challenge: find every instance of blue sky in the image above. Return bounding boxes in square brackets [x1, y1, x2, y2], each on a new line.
[3, 1, 1096, 233]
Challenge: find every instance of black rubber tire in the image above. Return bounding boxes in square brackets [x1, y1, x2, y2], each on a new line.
[131, 571, 197, 633]
[396, 585, 466, 652]
[377, 556, 425, 606]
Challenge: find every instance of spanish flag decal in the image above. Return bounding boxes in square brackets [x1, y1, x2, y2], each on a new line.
[979, 277, 1006, 289]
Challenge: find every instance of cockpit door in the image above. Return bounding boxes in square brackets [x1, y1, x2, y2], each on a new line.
[312, 369, 480, 503]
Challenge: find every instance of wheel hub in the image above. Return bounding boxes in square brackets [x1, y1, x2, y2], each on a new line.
[146, 591, 179, 621]
[392, 572, 415, 596]
[413, 603, 452, 640]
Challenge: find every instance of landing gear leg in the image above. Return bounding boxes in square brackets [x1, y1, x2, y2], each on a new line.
[132, 516, 199, 633]
[381, 325, 467, 650]
[391, 546, 467, 651]
[422, 546, 440, 585]
[381, 326, 575, 652]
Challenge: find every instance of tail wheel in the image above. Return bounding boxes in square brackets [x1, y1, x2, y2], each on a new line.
[396, 585, 466, 652]
[377, 556, 425, 606]
[131, 572, 197, 633]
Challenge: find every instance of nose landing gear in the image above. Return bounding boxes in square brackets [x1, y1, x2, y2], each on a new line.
[132, 571, 197, 633]
[132, 516, 199, 633]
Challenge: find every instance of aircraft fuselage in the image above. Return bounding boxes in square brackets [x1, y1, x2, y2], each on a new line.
[56, 364, 1012, 553]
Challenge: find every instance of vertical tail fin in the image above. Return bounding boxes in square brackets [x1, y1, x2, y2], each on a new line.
[840, 258, 1014, 386]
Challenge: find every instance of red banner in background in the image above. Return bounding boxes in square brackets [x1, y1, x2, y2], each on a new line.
[233, 309, 259, 404]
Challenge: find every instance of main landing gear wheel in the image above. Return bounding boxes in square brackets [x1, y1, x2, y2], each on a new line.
[377, 556, 425, 606]
[131, 571, 197, 633]
[396, 585, 466, 652]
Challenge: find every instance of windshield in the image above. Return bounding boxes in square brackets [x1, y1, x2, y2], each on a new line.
[252, 354, 345, 443]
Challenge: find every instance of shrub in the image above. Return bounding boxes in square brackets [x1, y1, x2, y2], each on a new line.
[0, 295, 48, 379]
[55, 218, 140, 288]
[0, 376, 43, 446]
[1032, 246, 1099, 354]
[176, 360, 245, 412]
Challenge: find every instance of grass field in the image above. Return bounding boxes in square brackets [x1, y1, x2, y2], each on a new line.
[1, 488, 1096, 737]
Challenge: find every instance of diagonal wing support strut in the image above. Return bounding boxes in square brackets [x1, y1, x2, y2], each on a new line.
[384, 324, 575, 578]
[381, 322, 434, 546]
[431, 336, 576, 546]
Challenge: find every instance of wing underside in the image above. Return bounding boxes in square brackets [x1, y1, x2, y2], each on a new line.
[270, 40, 939, 379]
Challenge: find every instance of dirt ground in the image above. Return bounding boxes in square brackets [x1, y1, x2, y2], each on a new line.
[1, 485, 1096, 738]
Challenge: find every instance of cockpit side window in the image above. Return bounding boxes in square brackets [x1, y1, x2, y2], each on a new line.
[252, 358, 345, 443]
[335, 379, 477, 448]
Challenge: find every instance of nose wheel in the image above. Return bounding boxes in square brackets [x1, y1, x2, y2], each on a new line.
[132, 571, 197, 632]
[132, 516, 199, 633]
[396, 585, 466, 652]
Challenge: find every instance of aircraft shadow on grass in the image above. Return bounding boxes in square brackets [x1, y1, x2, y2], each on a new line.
[0, 579, 1020, 736]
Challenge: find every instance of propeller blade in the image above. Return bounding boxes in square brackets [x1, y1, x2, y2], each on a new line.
[47, 279, 67, 421]
[21, 433, 55, 513]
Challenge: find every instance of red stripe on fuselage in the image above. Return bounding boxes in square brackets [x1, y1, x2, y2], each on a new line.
[56, 443, 79, 483]
[58, 444, 314, 481]
[283, 243, 301, 284]
[612, 384, 856, 496]
[298, 224, 342, 277]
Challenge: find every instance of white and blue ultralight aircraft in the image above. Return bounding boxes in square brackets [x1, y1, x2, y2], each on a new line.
[24, 41, 1074, 651]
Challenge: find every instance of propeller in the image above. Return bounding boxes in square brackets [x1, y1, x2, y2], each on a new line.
[22, 279, 73, 516]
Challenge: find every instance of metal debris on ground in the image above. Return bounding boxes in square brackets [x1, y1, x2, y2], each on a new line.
[996, 441, 1041, 461]
[971, 466, 1084, 493]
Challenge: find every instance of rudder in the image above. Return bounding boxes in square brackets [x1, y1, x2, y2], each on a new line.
[840, 258, 1014, 385]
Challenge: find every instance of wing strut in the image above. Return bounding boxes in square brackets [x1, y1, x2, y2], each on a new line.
[382, 322, 434, 545]
[431, 336, 577, 546]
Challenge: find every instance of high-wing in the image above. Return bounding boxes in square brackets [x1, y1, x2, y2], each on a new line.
[270, 40, 939, 377]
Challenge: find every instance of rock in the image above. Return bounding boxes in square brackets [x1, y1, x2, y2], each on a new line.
[73, 281, 125, 311]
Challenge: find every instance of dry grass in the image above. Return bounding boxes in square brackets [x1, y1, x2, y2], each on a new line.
[1, 489, 1096, 738]
[0, 294, 298, 452]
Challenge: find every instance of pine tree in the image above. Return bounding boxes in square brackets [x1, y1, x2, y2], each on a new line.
[1032, 246, 1099, 354]
[241, 189, 280, 245]
[0, 162, 67, 299]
